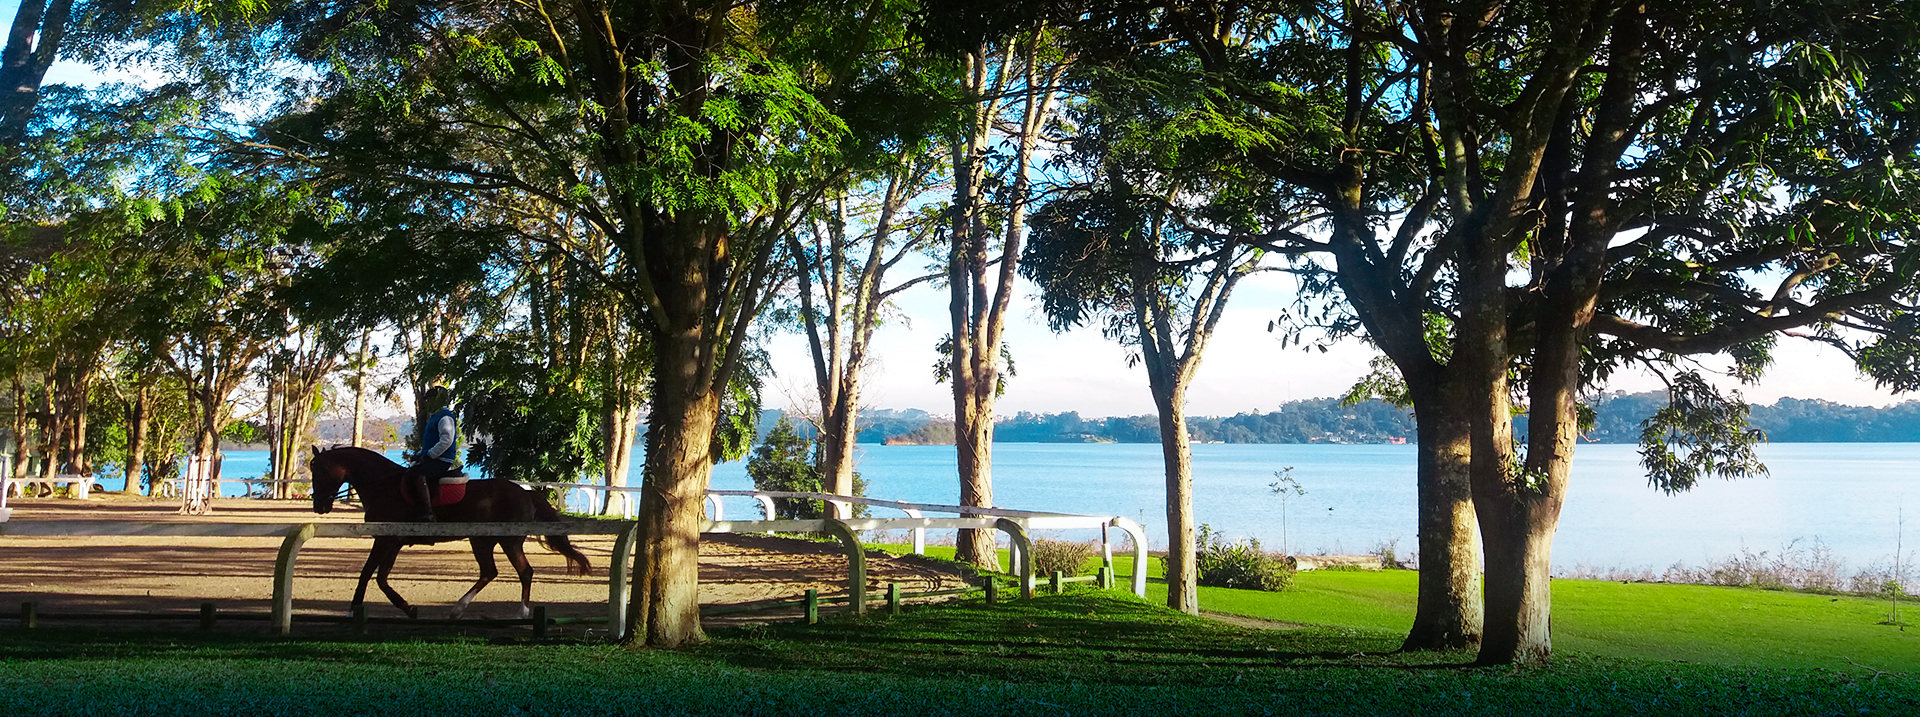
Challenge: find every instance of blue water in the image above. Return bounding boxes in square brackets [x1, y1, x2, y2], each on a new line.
[98, 442, 1917, 571]
[709, 442, 1919, 572]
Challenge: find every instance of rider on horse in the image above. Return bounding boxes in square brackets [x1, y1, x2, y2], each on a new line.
[406, 385, 463, 521]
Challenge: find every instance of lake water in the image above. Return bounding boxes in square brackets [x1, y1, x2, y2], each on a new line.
[102, 442, 1917, 573]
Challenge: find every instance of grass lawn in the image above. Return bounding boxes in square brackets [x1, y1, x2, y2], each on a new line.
[885, 546, 1920, 671]
[3, 591, 1915, 716]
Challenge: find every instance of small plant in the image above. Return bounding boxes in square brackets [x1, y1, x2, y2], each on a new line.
[1374, 538, 1400, 570]
[1030, 538, 1099, 577]
[1268, 467, 1304, 555]
[1195, 525, 1294, 592]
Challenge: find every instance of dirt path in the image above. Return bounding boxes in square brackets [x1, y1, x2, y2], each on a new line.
[0, 494, 970, 634]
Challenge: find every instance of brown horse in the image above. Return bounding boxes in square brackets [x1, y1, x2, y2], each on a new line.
[307, 446, 591, 619]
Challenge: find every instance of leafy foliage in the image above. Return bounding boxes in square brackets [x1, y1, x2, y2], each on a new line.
[1639, 372, 1768, 495]
[747, 417, 826, 520]
[1029, 538, 1099, 577]
[1196, 525, 1294, 592]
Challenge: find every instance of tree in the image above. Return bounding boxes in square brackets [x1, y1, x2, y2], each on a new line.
[941, 28, 1069, 570]
[1444, 0, 1920, 664]
[1270, 467, 1304, 556]
[1023, 36, 1275, 613]
[745, 417, 827, 519]
[1066, 0, 1489, 650]
[241, 0, 937, 646]
[788, 153, 943, 515]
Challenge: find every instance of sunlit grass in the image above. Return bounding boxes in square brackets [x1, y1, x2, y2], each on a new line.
[2, 591, 1914, 716]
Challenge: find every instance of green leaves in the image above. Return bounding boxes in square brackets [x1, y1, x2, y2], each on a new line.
[1639, 372, 1769, 495]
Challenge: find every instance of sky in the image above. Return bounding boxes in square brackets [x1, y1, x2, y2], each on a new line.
[15, 11, 1909, 419]
[756, 271, 1911, 419]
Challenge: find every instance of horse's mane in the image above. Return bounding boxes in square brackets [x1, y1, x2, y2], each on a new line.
[316, 445, 402, 470]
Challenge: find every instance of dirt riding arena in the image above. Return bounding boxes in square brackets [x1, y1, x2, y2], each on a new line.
[0, 494, 971, 635]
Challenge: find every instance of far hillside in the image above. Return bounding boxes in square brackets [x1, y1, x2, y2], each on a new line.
[749, 394, 1920, 445]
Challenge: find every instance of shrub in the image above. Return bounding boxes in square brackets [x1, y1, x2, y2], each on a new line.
[1031, 538, 1099, 577]
[1195, 525, 1294, 592]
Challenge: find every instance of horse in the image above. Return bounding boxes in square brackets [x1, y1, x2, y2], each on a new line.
[307, 446, 592, 619]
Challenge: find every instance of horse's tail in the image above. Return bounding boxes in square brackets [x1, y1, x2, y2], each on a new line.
[533, 494, 594, 576]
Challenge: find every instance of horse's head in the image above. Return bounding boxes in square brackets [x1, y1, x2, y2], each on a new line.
[310, 446, 349, 514]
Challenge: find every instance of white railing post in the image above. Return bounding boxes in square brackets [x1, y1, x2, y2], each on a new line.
[180, 456, 213, 516]
[0, 453, 12, 521]
[1110, 516, 1149, 598]
[705, 494, 723, 522]
[903, 508, 925, 555]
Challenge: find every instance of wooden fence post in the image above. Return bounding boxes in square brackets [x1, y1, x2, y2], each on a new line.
[805, 589, 819, 625]
[351, 604, 367, 634]
[887, 583, 901, 615]
[271, 523, 316, 635]
[984, 579, 999, 606]
[1051, 571, 1063, 594]
[20, 601, 35, 628]
[531, 606, 548, 640]
[199, 603, 217, 631]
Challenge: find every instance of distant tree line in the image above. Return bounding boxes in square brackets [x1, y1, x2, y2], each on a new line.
[1574, 394, 1920, 444]
[777, 395, 1920, 445]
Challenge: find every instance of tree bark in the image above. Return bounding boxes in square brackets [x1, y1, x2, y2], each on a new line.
[1401, 381, 1483, 650]
[1151, 381, 1197, 614]
[37, 378, 54, 479]
[0, 0, 72, 150]
[126, 383, 148, 494]
[602, 394, 640, 514]
[626, 328, 721, 648]
[352, 333, 369, 447]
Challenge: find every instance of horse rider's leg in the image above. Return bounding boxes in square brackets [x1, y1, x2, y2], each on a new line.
[450, 538, 499, 619]
[501, 537, 536, 620]
[404, 471, 436, 522]
[372, 539, 417, 618]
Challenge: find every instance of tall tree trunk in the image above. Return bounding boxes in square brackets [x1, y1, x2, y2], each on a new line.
[37, 378, 54, 479]
[1458, 232, 1529, 664]
[0, 0, 72, 150]
[352, 333, 369, 447]
[7, 375, 25, 479]
[626, 330, 721, 648]
[819, 378, 859, 506]
[602, 394, 640, 514]
[1401, 380, 1483, 650]
[127, 383, 149, 494]
[1150, 380, 1197, 614]
[948, 44, 1000, 568]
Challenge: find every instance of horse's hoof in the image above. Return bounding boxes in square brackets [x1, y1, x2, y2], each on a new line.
[406, 606, 420, 620]
[517, 605, 531, 620]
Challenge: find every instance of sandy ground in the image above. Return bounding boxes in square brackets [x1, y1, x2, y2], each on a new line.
[0, 494, 970, 636]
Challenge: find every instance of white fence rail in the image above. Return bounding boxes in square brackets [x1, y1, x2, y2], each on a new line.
[520, 483, 1150, 598]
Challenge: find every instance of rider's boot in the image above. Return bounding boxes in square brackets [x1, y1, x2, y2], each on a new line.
[406, 473, 437, 522]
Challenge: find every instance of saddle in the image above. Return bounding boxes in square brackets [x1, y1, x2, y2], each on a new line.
[404, 465, 476, 508]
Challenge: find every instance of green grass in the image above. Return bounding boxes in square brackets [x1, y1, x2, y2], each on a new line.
[878, 545, 1920, 671]
[1096, 554, 1920, 672]
[3, 591, 1915, 716]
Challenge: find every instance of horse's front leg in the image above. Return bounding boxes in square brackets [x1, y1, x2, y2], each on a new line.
[450, 538, 498, 619]
[500, 537, 536, 620]
[370, 537, 417, 619]
[350, 537, 390, 614]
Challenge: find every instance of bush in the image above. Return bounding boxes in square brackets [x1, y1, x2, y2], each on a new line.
[1195, 525, 1294, 592]
[1031, 538, 1098, 577]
